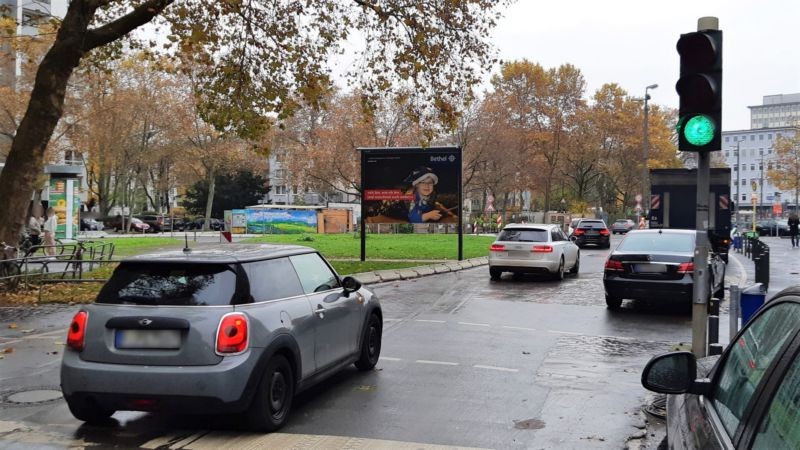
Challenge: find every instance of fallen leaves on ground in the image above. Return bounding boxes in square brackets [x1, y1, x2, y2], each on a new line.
[0, 283, 101, 306]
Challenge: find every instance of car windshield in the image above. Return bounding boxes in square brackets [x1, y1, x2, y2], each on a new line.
[498, 228, 548, 242]
[96, 263, 242, 306]
[614, 220, 628, 225]
[617, 233, 695, 253]
[579, 221, 606, 229]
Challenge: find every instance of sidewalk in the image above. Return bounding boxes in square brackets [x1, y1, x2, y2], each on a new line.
[729, 235, 799, 301]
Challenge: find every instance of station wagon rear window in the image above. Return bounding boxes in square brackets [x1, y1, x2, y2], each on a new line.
[578, 221, 606, 229]
[498, 229, 548, 242]
[617, 233, 694, 253]
[96, 263, 240, 306]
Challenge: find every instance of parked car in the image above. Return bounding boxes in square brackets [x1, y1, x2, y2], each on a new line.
[60, 244, 382, 431]
[568, 218, 583, 236]
[488, 223, 579, 281]
[103, 216, 151, 233]
[163, 217, 187, 232]
[571, 219, 611, 248]
[610, 219, 635, 234]
[136, 215, 165, 232]
[756, 218, 790, 236]
[187, 218, 224, 231]
[641, 289, 800, 449]
[603, 229, 725, 310]
[80, 218, 104, 231]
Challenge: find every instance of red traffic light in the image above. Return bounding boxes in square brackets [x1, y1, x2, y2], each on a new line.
[676, 32, 720, 70]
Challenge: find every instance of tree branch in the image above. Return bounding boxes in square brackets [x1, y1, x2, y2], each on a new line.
[83, 0, 174, 51]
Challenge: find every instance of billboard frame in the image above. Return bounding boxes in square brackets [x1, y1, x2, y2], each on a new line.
[359, 146, 463, 262]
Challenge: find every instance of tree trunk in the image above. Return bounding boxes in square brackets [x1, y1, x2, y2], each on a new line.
[204, 170, 216, 231]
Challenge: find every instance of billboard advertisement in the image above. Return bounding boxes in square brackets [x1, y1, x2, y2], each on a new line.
[245, 209, 317, 234]
[361, 147, 461, 224]
[49, 178, 80, 239]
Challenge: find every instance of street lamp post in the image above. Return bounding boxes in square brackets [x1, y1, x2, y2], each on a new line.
[643, 84, 658, 220]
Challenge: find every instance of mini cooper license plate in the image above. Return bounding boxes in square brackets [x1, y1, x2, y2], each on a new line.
[115, 329, 181, 349]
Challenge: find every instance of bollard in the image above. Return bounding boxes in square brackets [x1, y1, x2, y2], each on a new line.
[709, 343, 724, 356]
[761, 249, 770, 291]
[729, 284, 740, 340]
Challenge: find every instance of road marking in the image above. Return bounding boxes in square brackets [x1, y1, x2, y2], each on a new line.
[416, 359, 459, 366]
[502, 325, 538, 332]
[458, 321, 490, 327]
[380, 357, 402, 361]
[547, 330, 581, 336]
[383, 318, 401, 322]
[474, 365, 519, 373]
[415, 319, 446, 323]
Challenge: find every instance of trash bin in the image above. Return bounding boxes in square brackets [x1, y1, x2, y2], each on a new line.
[741, 283, 766, 325]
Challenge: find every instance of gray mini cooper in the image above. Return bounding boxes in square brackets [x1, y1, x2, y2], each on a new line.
[60, 244, 382, 431]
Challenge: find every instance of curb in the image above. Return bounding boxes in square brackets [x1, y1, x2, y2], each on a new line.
[350, 257, 487, 285]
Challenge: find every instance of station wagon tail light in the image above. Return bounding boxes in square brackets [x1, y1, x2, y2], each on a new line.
[67, 311, 88, 352]
[573, 229, 585, 236]
[531, 245, 553, 253]
[490, 244, 506, 252]
[604, 259, 624, 271]
[216, 313, 249, 355]
[677, 262, 694, 274]
[599, 229, 611, 236]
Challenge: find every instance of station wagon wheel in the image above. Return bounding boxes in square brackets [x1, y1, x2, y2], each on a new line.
[553, 257, 565, 281]
[355, 314, 382, 371]
[605, 295, 622, 310]
[569, 252, 580, 275]
[489, 267, 502, 280]
[247, 354, 294, 432]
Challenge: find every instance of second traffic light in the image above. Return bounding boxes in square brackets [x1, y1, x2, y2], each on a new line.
[676, 29, 722, 152]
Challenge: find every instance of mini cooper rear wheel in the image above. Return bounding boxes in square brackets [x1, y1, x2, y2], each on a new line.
[355, 314, 382, 371]
[247, 354, 295, 432]
[66, 397, 115, 424]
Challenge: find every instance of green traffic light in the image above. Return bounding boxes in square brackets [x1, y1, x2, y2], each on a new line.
[683, 115, 715, 146]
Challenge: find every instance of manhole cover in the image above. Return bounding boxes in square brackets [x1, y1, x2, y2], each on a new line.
[1, 387, 63, 406]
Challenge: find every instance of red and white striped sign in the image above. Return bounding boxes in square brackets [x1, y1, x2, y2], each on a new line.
[719, 194, 729, 210]
[650, 194, 660, 210]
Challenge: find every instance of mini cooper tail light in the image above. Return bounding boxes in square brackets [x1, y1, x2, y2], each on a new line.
[67, 311, 88, 351]
[531, 245, 553, 253]
[490, 244, 506, 252]
[677, 262, 694, 274]
[604, 259, 624, 271]
[216, 313, 249, 355]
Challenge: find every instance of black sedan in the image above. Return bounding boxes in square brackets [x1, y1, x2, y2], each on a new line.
[571, 219, 611, 248]
[603, 229, 725, 310]
[641, 289, 800, 449]
[756, 219, 790, 236]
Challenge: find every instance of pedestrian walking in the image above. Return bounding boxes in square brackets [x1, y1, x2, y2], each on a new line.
[42, 207, 58, 257]
[788, 213, 799, 248]
[638, 216, 647, 230]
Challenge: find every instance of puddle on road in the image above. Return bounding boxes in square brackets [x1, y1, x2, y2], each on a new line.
[514, 418, 546, 430]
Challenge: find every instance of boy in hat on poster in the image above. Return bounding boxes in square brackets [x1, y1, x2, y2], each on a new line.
[405, 166, 443, 223]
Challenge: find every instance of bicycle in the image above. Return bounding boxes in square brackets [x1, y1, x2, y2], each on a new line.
[0, 242, 21, 289]
[20, 232, 64, 257]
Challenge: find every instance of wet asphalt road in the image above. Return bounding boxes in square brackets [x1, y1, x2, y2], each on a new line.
[0, 234, 742, 449]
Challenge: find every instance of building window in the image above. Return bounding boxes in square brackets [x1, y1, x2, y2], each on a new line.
[760, 148, 764, 155]
[742, 179, 747, 186]
[751, 164, 756, 171]
[759, 134, 764, 140]
[742, 194, 746, 201]
[768, 163, 773, 170]
[725, 151, 730, 157]
[742, 164, 747, 171]
[734, 165, 738, 171]
[725, 137, 730, 143]
[751, 135, 755, 141]
[759, 163, 763, 171]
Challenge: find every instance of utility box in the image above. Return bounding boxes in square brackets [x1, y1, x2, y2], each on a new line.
[741, 283, 767, 325]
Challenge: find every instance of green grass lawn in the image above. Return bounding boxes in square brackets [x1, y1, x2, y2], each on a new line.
[243, 233, 494, 260]
[79, 237, 183, 257]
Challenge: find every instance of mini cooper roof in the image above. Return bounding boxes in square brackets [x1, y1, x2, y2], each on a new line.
[124, 243, 317, 264]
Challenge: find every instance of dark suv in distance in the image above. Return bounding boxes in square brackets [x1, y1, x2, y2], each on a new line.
[188, 217, 224, 231]
[571, 219, 611, 248]
[60, 244, 383, 431]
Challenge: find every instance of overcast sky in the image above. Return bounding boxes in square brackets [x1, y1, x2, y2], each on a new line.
[489, 0, 800, 132]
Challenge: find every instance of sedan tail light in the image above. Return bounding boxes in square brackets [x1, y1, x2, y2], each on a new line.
[677, 262, 694, 274]
[573, 229, 585, 236]
[531, 245, 553, 253]
[67, 311, 88, 352]
[604, 259, 624, 271]
[216, 313, 249, 355]
[490, 244, 506, 252]
[599, 229, 610, 236]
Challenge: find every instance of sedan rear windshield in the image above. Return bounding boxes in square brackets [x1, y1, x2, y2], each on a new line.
[617, 233, 695, 253]
[498, 229, 548, 242]
[579, 221, 606, 229]
[96, 263, 241, 306]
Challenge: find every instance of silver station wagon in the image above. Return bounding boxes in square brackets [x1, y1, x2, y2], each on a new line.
[61, 244, 383, 431]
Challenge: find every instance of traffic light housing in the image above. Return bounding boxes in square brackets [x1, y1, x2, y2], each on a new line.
[676, 29, 722, 152]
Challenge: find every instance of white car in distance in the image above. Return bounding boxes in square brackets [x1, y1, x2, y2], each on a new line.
[488, 223, 580, 281]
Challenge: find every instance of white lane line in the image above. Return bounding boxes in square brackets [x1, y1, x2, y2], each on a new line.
[380, 357, 402, 361]
[416, 359, 459, 366]
[474, 365, 519, 373]
[502, 325, 538, 332]
[383, 318, 401, 322]
[415, 319, 446, 323]
[547, 330, 581, 336]
[458, 321, 490, 327]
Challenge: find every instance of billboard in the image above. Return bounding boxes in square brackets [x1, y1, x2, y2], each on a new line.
[245, 209, 317, 234]
[361, 147, 461, 224]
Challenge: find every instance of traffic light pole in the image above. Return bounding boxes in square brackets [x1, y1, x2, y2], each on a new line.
[693, 150, 711, 358]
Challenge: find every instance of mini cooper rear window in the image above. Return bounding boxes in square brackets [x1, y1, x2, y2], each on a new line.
[96, 263, 241, 306]
[498, 229, 549, 242]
